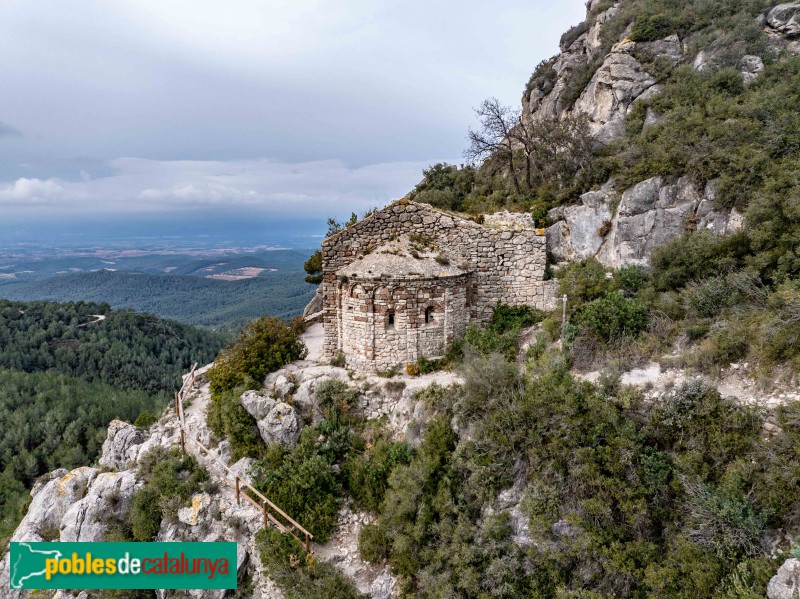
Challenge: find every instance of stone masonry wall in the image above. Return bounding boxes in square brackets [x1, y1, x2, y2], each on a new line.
[322, 200, 552, 360]
[338, 274, 469, 371]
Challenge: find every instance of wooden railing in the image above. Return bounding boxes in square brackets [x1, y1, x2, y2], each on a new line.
[174, 364, 314, 554]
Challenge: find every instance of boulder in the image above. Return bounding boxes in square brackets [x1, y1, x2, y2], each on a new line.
[257, 402, 301, 447]
[270, 373, 295, 401]
[240, 390, 277, 420]
[768, 558, 800, 599]
[177, 493, 213, 526]
[767, 3, 800, 38]
[740, 54, 765, 84]
[99, 419, 146, 469]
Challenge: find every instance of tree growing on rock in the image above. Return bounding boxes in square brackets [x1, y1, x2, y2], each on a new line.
[465, 97, 594, 198]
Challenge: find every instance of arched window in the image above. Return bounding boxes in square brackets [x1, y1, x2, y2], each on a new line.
[424, 306, 433, 324]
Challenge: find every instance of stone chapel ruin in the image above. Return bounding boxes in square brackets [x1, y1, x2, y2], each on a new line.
[320, 200, 557, 371]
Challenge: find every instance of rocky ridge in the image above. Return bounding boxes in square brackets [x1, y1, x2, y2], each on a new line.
[529, 1, 800, 269]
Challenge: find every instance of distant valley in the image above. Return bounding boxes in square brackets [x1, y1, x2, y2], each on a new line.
[0, 246, 317, 330]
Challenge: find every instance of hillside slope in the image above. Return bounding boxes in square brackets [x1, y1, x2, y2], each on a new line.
[0, 300, 226, 550]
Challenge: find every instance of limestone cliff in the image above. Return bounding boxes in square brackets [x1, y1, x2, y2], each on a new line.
[523, 1, 800, 268]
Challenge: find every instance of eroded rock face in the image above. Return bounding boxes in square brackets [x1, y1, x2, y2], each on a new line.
[768, 558, 800, 599]
[240, 390, 277, 421]
[548, 177, 743, 268]
[0, 467, 99, 597]
[61, 470, 140, 542]
[98, 419, 146, 469]
[547, 185, 615, 263]
[574, 37, 681, 143]
[303, 285, 323, 318]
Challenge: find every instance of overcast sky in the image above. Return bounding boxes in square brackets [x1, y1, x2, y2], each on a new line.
[0, 0, 586, 228]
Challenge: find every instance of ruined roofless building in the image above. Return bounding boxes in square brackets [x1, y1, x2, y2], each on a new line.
[321, 200, 557, 372]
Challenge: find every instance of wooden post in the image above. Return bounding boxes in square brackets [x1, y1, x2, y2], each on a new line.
[263, 501, 268, 527]
[235, 477, 240, 505]
[180, 429, 185, 455]
[305, 533, 311, 555]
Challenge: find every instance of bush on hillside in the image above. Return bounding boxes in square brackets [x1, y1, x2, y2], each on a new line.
[129, 447, 207, 541]
[630, 13, 678, 42]
[207, 315, 306, 393]
[207, 388, 265, 461]
[575, 292, 650, 342]
[255, 527, 360, 599]
[557, 257, 615, 310]
[649, 231, 750, 291]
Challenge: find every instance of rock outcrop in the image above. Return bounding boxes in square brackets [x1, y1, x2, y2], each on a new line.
[98, 418, 147, 469]
[60, 470, 139, 542]
[767, 3, 800, 38]
[573, 36, 681, 143]
[547, 176, 743, 268]
[768, 558, 800, 599]
[257, 402, 301, 447]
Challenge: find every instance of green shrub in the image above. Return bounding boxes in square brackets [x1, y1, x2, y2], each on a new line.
[560, 21, 590, 50]
[630, 13, 678, 42]
[316, 379, 360, 425]
[129, 447, 207, 541]
[649, 231, 750, 291]
[682, 478, 768, 558]
[557, 258, 615, 310]
[488, 303, 544, 334]
[207, 388, 265, 461]
[252, 430, 342, 542]
[614, 265, 649, 293]
[575, 292, 650, 341]
[447, 324, 520, 362]
[683, 276, 740, 318]
[255, 527, 360, 599]
[358, 523, 390, 562]
[704, 322, 750, 367]
[347, 439, 413, 513]
[133, 410, 158, 429]
[648, 380, 761, 478]
[207, 315, 306, 393]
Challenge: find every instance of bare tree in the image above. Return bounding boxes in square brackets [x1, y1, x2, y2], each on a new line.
[466, 97, 594, 197]
[465, 98, 523, 193]
[515, 113, 594, 191]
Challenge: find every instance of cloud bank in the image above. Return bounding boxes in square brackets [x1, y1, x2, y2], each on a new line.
[0, 157, 448, 220]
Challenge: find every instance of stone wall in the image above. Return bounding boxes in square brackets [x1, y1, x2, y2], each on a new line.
[338, 274, 469, 371]
[322, 200, 553, 361]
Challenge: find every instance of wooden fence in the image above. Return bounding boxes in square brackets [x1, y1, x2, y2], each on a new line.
[174, 364, 313, 554]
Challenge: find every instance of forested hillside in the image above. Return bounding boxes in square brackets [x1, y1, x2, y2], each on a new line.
[0, 300, 226, 392]
[0, 300, 226, 549]
[0, 270, 315, 330]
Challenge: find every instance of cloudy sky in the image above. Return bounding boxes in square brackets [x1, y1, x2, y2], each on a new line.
[0, 0, 585, 233]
